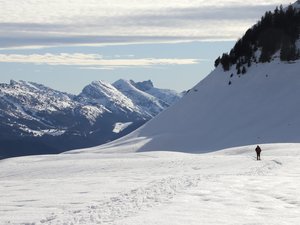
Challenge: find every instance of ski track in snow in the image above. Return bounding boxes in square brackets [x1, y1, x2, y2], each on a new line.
[2, 144, 299, 225]
[40, 175, 202, 225]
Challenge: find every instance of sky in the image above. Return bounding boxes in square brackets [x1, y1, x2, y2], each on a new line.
[0, 0, 293, 94]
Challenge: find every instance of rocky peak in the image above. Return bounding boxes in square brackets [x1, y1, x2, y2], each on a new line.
[131, 80, 154, 92]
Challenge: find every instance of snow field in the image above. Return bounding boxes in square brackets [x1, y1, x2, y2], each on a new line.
[1, 143, 300, 225]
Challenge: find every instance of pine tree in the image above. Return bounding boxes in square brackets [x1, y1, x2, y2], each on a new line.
[247, 60, 252, 67]
[288, 42, 297, 61]
[220, 54, 231, 71]
[280, 36, 298, 61]
[214, 57, 220, 67]
[242, 66, 247, 74]
[259, 50, 271, 63]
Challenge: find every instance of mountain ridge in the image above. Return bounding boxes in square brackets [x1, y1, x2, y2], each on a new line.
[0, 79, 182, 158]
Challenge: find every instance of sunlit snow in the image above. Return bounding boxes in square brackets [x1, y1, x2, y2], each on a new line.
[1, 144, 299, 224]
[112, 122, 133, 134]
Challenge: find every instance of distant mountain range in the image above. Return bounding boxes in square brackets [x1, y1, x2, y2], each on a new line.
[0, 79, 182, 158]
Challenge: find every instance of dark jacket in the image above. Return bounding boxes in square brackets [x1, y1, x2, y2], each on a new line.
[255, 146, 261, 153]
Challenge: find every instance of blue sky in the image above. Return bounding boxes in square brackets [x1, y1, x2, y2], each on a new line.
[0, 0, 293, 93]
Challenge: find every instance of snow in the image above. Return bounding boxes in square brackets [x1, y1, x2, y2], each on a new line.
[19, 125, 44, 136]
[112, 122, 133, 133]
[18, 126, 66, 137]
[42, 129, 66, 136]
[2, 59, 300, 224]
[113, 79, 167, 117]
[129, 79, 182, 106]
[0, 78, 182, 158]
[145, 87, 182, 106]
[1, 143, 300, 224]
[1, 95, 36, 120]
[82, 58, 300, 154]
[2, 12, 300, 224]
[1, 79, 75, 113]
[79, 80, 139, 114]
[79, 105, 107, 125]
[0, 79, 181, 127]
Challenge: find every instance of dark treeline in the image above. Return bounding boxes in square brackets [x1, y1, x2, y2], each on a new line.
[215, 5, 300, 72]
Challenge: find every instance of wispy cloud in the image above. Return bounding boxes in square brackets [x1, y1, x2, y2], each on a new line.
[0, 53, 200, 68]
[0, 0, 293, 48]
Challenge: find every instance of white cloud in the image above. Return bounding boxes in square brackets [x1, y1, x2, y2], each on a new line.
[0, 53, 200, 68]
[0, 0, 293, 48]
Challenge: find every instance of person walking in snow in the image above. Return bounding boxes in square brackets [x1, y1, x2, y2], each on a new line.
[255, 145, 262, 161]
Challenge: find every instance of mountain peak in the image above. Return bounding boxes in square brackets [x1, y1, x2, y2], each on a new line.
[90, 80, 111, 87]
[79, 80, 140, 115]
[9, 79, 20, 86]
[8, 80, 48, 91]
[131, 80, 154, 91]
[113, 79, 177, 117]
[113, 79, 131, 86]
[9, 80, 32, 86]
[113, 79, 155, 92]
[83, 80, 117, 96]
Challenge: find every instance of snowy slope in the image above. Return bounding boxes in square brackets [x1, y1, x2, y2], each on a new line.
[112, 122, 133, 133]
[113, 79, 169, 117]
[77, 57, 300, 154]
[0, 80, 75, 117]
[1, 143, 300, 224]
[130, 80, 183, 105]
[0, 80, 77, 138]
[78, 80, 140, 115]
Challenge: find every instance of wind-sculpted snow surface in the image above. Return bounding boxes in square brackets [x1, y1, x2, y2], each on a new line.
[1, 144, 300, 224]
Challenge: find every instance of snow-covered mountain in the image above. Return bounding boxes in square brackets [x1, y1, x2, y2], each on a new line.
[77, 80, 140, 116]
[130, 80, 183, 106]
[77, 2, 300, 154]
[113, 79, 169, 117]
[0, 79, 181, 158]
